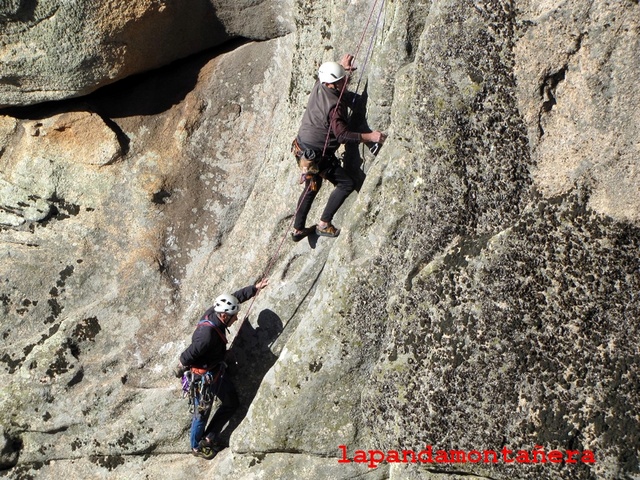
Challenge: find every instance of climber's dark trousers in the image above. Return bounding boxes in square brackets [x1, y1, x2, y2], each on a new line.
[294, 163, 355, 231]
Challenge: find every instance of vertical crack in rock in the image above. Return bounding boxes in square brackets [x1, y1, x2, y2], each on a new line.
[540, 67, 566, 113]
[537, 65, 567, 138]
[95, 114, 129, 161]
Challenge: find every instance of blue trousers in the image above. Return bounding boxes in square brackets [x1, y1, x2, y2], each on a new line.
[190, 374, 239, 449]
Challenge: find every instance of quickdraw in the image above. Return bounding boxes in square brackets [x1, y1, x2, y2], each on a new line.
[182, 363, 227, 414]
[292, 138, 321, 190]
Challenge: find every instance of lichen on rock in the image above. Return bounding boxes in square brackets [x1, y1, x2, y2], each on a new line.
[0, 0, 638, 479]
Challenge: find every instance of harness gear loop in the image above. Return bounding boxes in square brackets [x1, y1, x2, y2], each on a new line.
[292, 138, 339, 191]
[184, 361, 227, 413]
[292, 138, 320, 189]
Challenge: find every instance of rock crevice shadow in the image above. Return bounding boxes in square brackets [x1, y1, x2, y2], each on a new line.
[217, 309, 283, 445]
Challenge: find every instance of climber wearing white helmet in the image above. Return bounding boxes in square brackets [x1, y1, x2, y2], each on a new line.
[174, 278, 268, 459]
[292, 53, 387, 241]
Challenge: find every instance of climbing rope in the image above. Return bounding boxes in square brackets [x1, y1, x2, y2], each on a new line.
[232, 181, 311, 339]
[232, 0, 386, 340]
[321, 0, 386, 156]
[351, 0, 386, 97]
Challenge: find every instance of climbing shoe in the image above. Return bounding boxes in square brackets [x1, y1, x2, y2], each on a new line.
[316, 223, 340, 238]
[291, 226, 316, 242]
[192, 445, 216, 460]
[197, 438, 227, 457]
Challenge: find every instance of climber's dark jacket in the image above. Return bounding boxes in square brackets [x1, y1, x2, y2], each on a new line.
[179, 285, 257, 369]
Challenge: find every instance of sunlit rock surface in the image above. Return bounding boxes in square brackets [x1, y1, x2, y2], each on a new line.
[1, 1, 638, 479]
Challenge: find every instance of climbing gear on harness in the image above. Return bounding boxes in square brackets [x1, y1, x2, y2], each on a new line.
[213, 294, 239, 315]
[316, 223, 340, 238]
[292, 138, 321, 190]
[298, 149, 320, 175]
[291, 139, 340, 191]
[291, 226, 316, 243]
[318, 61, 347, 84]
[180, 315, 229, 410]
[183, 362, 227, 414]
[181, 373, 190, 397]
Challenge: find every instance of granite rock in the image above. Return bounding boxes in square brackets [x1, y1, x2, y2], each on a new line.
[0, 1, 638, 479]
[0, 0, 293, 107]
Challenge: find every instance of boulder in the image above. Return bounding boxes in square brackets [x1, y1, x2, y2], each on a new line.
[0, 0, 293, 107]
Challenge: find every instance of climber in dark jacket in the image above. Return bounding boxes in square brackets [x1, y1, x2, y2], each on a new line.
[292, 53, 387, 241]
[175, 278, 268, 459]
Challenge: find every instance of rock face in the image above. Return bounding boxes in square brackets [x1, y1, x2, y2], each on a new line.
[1, 1, 639, 480]
[0, 0, 293, 107]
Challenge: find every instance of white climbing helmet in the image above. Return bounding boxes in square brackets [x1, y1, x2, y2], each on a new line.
[318, 61, 346, 84]
[213, 294, 239, 315]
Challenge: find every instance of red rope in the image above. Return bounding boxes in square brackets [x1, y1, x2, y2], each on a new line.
[321, 0, 381, 158]
[233, 0, 384, 337]
[234, 181, 312, 334]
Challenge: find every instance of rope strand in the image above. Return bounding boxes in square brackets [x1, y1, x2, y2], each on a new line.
[352, 0, 386, 97]
[235, 181, 312, 333]
[233, 0, 385, 339]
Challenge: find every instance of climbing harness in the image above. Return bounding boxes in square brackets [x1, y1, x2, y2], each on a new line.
[223, 0, 387, 348]
[292, 138, 341, 191]
[292, 138, 320, 189]
[183, 362, 227, 414]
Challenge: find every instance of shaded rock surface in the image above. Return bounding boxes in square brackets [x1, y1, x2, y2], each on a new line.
[1, 1, 639, 479]
[0, 0, 293, 107]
